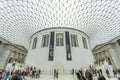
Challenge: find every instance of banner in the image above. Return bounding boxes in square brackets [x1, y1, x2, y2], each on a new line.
[48, 32, 54, 61]
[65, 31, 72, 60]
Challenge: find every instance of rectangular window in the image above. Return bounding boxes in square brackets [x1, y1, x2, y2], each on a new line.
[32, 37, 38, 49]
[71, 34, 78, 47]
[82, 37, 88, 49]
[56, 33, 64, 46]
[42, 34, 49, 47]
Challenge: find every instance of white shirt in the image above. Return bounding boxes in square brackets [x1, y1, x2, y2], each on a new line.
[5, 63, 16, 73]
[103, 60, 109, 70]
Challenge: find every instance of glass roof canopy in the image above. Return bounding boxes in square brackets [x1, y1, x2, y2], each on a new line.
[0, 0, 120, 49]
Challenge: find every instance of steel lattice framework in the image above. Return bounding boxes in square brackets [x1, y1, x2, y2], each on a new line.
[0, 0, 120, 49]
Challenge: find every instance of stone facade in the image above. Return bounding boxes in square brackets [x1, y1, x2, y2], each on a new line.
[92, 36, 120, 68]
[0, 37, 27, 69]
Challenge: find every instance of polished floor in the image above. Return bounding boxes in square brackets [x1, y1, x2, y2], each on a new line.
[26, 74, 117, 80]
[26, 65, 118, 80]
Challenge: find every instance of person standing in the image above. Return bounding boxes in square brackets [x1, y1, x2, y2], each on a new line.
[85, 67, 93, 80]
[104, 59, 110, 77]
[54, 69, 56, 79]
[19, 65, 26, 80]
[72, 69, 74, 75]
[5, 61, 16, 80]
[36, 69, 41, 78]
[56, 69, 59, 79]
[32, 67, 36, 78]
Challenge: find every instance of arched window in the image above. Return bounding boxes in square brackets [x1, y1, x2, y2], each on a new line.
[32, 37, 38, 49]
[56, 33, 64, 46]
[71, 34, 78, 47]
[82, 37, 88, 49]
[42, 34, 49, 47]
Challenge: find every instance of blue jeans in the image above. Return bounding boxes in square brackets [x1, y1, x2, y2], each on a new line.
[5, 71, 11, 80]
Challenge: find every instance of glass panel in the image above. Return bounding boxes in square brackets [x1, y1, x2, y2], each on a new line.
[65, 32, 72, 61]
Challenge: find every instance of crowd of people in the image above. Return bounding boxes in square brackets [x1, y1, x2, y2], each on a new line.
[74, 60, 120, 80]
[75, 65, 106, 80]
[0, 60, 41, 80]
[0, 59, 120, 80]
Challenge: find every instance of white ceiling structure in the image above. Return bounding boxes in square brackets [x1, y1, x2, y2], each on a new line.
[0, 0, 120, 49]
